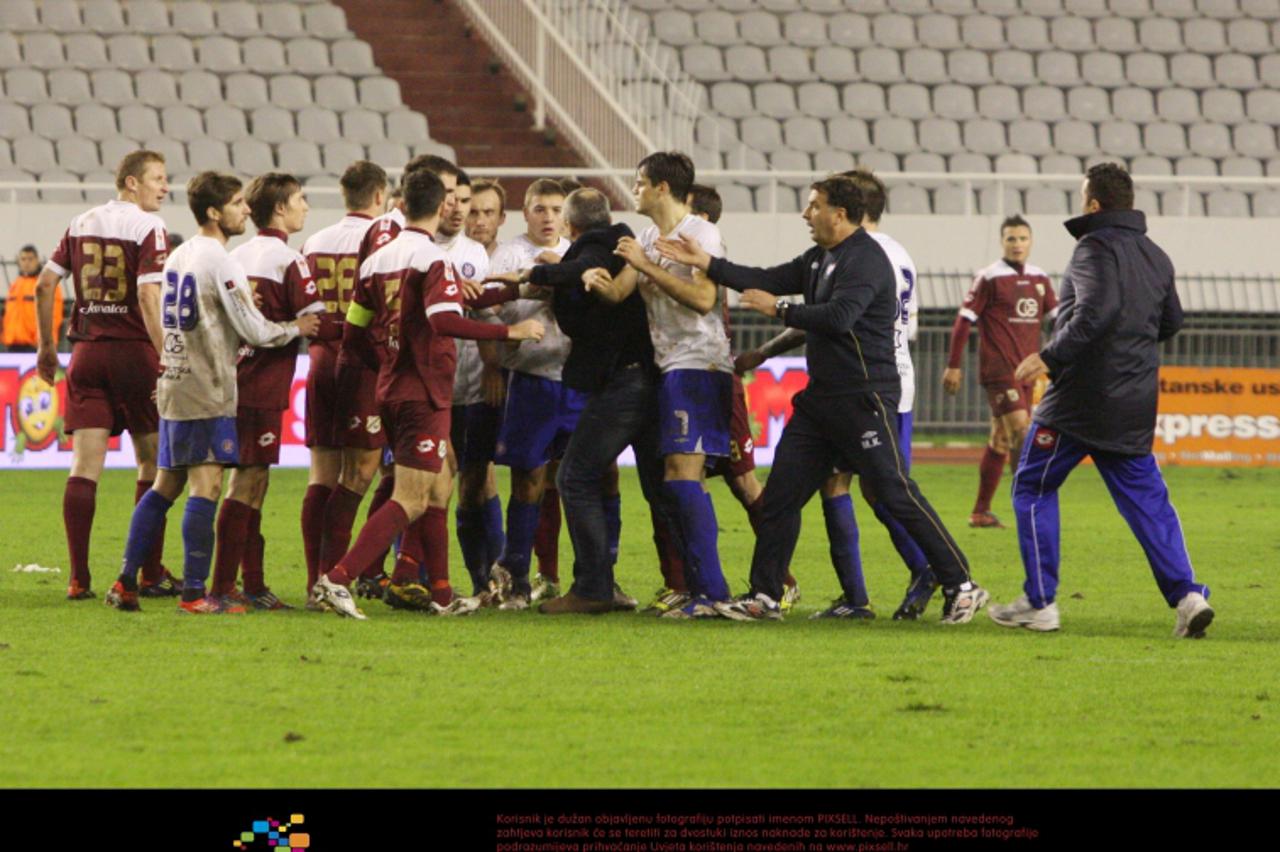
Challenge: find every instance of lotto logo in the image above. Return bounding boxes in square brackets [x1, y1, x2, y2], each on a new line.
[348, 415, 361, 430]
[1015, 297, 1039, 318]
[366, 415, 382, 435]
[416, 438, 435, 454]
[860, 430, 881, 449]
[258, 432, 277, 447]
[1034, 428, 1058, 449]
[304, 281, 318, 295]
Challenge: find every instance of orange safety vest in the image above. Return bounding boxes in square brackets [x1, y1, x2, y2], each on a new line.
[3, 275, 63, 348]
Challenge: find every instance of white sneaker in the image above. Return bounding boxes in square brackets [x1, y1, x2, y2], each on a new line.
[988, 595, 1060, 632]
[431, 595, 482, 617]
[940, 582, 989, 625]
[488, 563, 512, 599]
[529, 572, 560, 602]
[1173, 591, 1214, 639]
[498, 592, 530, 611]
[311, 575, 367, 620]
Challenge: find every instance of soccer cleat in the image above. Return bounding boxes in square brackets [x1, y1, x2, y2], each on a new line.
[540, 591, 613, 615]
[780, 580, 801, 613]
[222, 588, 251, 607]
[810, 596, 875, 620]
[612, 583, 638, 611]
[660, 595, 723, 619]
[354, 573, 390, 600]
[244, 588, 293, 611]
[892, 569, 939, 620]
[104, 581, 140, 612]
[431, 595, 482, 616]
[66, 580, 96, 600]
[714, 592, 782, 622]
[940, 583, 990, 624]
[311, 575, 367, 620]
[643, 587, 690, 613]
[178, 595, 246, 615]
[498, 592, 530, 611]
[488, 563, 513, 600]
[304, 597, 331, 613]
[988, 595, 1060, 631]
[139, 569, 183, 598]
[529, 572, 560, 602]
[968, 511, 1005, 529]
[384, 582, 435, 612]
[1173, 591, 1214, 639]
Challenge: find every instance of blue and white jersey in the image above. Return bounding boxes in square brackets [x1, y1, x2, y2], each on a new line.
[869, 230, 918, 414]
[436, 230, 492, 406]
[493, 233, 571, 381]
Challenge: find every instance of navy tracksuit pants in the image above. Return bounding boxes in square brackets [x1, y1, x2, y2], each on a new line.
[1013, 421, 1209, 609]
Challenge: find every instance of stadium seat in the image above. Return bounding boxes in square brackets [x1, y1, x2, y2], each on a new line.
[873, 14, 917, 49]
[813, 149, 856, 174]
[977, 84, 1020, 120]
[0, 168, 38, 203]
[260, 3, 307, 39]
[204, 104, 249, 143]
[83, 1, 129, 34]
[133, 69, 176, 108]
[32, 103, 74, 139]
[917, 14, 962, 49]
[49, 69, 92, 105]
[1215, 54, 1260, 89]
[1006, 15, 1051, 50]
[12, 136, 56, 173]
[1221, 156, 1264, 176]
[682, 46, 728, 81]
[277, 140, 324, 177]
[188, 137, 231, 172]
[359, 77, 402, 112]
[244, 37, 287, 72]
[386, 110, 430, 145]
[1184, 18, 1229, 54]
[271, 74, 317, 111]
[154, 35, 197, 71]
[976, 185, 1023, 215]
[1197, 0, 1241, 20]
[1252, 190, 1280, 216]
[904, 48, 949, 85]
[4, 68, 48, 105]
[1051, 16, 1094, 52]
[178, 71, 222, 110]
[797, 82, 841, 118]
[826, 116, 872, 151]
[1039, 153, 1081, 174]
[948, 50, 993, 85]
[298, 106, 342, 143]
[287, 38, 331, 73]
[0, 32, 19, 69]
[1241, 0, 1280, 19]
[75, 103, 119, 140]
[1262, 55, 1280, 88]
[1126, 52, 1170, 87]
[1009, 119, 1054, 155]
[123, 0, 169, 32]
[1025, 187, 1069, 214]
[1112, 0, 1155, 18]
[23, 34, 67, 71]
[1203, 88, 1246, 124]
[991, 51, 1037, 86]
[226, 73, 271, 110]
[783, 116, 826, 153]
[216, 2, 260, 38]
[1153, 0, 1196, 16]
[1189, 123, 1235, 159]
[859, 47, 903, 84]
[1246, 90, 1280, 124]
[1067, 86, 1109, 121]
[784, 12, 828, 46]
[888, 84, 931, 119]
[0, 104, 31, 137]
[1233, 123, 1278, 156]
[322, 140, 364, 174]
[231, 138, 275, 174]
[1095, 17, 1138, 52]
[40, 169, 85, 203]
[963, 118, 1006, 154]
[961, 14, 1004, 50]
[250, 106, 295, 144]
[696, 115, 737, 150]
[331, 41, 376, 75]
[994, 152, 1039, 174]
[1139, 18, 1183, 53]
[1053, 120, 1097, 156]
[146, 136, 189, 173]
[857, 151, 901, 173]
[171, 1, 218, 37]
[1174, 155, 1218, 176]
[769, 148, 813, 183]
[1023, 0, 1064, 13]
[54, 136, 99, 175]
[920, 117, 964, 154]
[814, 47, 858, 82]
[1168, 53, 1215, 88]
[104, 34, 150, 72]
[755, 184, 799, 213]
[1156, 88, 1199, 123]
[1081, 52, 1126, 88]
[828, 13, 873, 48]
[741, 116, 784, 151]
[1112, 87, 1156, 122]
[1131, 154, 1174, 174]
[1206, 189, 1250, 217]
[40, 0, 84, 31]
[873, 117, 917, 154]
[710, 82, 753, 117]
[341, 108, 385, 143]
[64, 34, 111, 70]
[769, 46, 814, 82]
[118, 104, 161, 139]
[887, 185, 931, 214]
[1227, 19, 1271, 55]
[1144, 122, 1188, 157]
[657, 11, 698, 46]
[305, 4, 350, 39]
[933, 84, 977, 120]
[950, 152, 993, 172]
[714, 182, 755, 212]
[1025, 85, 1067, 121]
[366, 140, 411, 170]
[724, 45, 770, 82]
[1037, 51, 1081, 86]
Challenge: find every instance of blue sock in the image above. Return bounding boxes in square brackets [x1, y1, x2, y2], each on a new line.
[871, 498, 930, 576]
[823, 494, 868, 607]
[119, 490, 174, 587]
[603, 494, 622, 567]
[663, 480, 729, 601]
[181, 496, 218, 599]
[456, 505, 489, 594]
[499, 498, 540, 582]
[483, 495, 506, 568]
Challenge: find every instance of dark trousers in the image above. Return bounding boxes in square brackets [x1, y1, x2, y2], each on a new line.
[557, 365, 667, 601]
[750, 389, 972, 600]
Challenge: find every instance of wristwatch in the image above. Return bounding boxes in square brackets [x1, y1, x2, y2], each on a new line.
[775, 298, 789, 322]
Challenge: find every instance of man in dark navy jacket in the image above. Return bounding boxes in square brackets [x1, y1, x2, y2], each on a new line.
[990, 163, 1213, 638]
[657, 176, 988, 624]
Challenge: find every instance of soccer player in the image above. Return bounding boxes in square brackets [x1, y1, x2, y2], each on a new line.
[590, 152, 735, 619]
[486, 179, 575, 610]
[205, 173, 326, 609]
[310, 169, 544, 620]
[105, 172, 320, 613]
[35, 150, 179, 600]
[943, 215, 1057, 528]
[990, 163, 1212, 637]
[300, 160, 389, 600]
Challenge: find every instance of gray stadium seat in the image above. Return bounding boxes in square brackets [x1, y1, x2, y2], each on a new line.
[5, 68, 48, 104]
[784, 12, 827, 46]
[57, 136, 100, 174]
[188, 138, 231, 171]
[741, 116, 784, 151]
[783, 116, 827, 153]
[843, 83, 886, 117]
[359, 77, 402, 112]
[105, 34, 150, 72]
[231, 138, 275, 174]
[710, 82, 753, 117]
[713, 183, 754, 213]
[995, 153, 1039, 173]
[225, 73, 271, 110]
[860, 47, 903, 83]
[204, 105, 248, 143]
[1006, 15, 1050, 50]
[888, 0, 932, 12]
[874, 13, 916, 49]
[277, 140, 324, 177]
[0, 169, 38, 203]
[1197, 0, 1242, 19]
[696, 115, 737, 150]
[1054, 119, 1097, 156]
[770, 148, 813, 184]
[1023, 0, 1064, 12]
[1081, 52, 1126, 88]
[814, 150, 857, 173]
[1051, 16, 1094, 52]
[1169, 53, 1214, 88]
[322, 140, 364, 174]
[1067, 86, 1109, 121]
[124, 0, 169, 32]
[1262, 55, 1280, 88]
[888, 83, 931, 119]
[904, 152, 946, 172]
[1112, 87, 1156, 122]
[904, 48, 948, 84]
[154, 35, 196, 71]
[770, 46, 815, 82]
[948, 49, 993, 85]
[13, 136, 56, 172]
[963, 118, 1006, 154]
[1039, 153, 1081, 173]
[977, 84, 1020, 120]
[287, 38, 331, 73]
[1215, 55, 1259, 89]
[1096, 17, 1138, 52]
[1009, 119, 1054, 155]
[272, 74, 317, 111]
[682, 45, 727, 81]
[1203, 88, 1246, 124]
[23, 34, 67, 70]
[0, 32, 19, 69]
[991, 51, 1037, 86]
[1157, 88, 1199, 123]
[1184, 19, 1228, 54]
[961, 14, 1004, 49]
[40, 169, 85, 204]
[0, 104, 30, 137]
[725, 45, 770, 82]
[1242, 0, 1280, 18]
[754, 185, 798, 214]
[1206, 189, 1249, 217]
[797, 82, 841, 117]
[1126, 53, 1169, 88]
[755, 82, 798, 116]
[932, 183, 973, 214]
[84, 1, 129, 34]
[118, 104, 161, 139]
[341, 108, 384, 144]
[331, 40, 376, 75]
[41, 0, 84, 31]
[887, 185, 930, 214]
[1233, 123, 1277, 157]
[385, 110, 429, 145]
[147, 137, 189, 173]
[950, 152, 993, 172]
[1174, 155, 1217, 176]
[917, 14, 962, 49]
[367, 141, 410, 171]
[171, 1, 217, 36]
[1112, 0, 1154, 17]
[82, 169, 118, 203]
[134, 69, 177, 108]
[692, 11, 737, 47]
[1025, 187, 1069, 214]
[1154, 0, 1197, 15]
[1130, 154, 1174, 174]
[216, 2, 260, 38]
[64, 34, 111, 70]
[1024, 86, 1066, 120]
[1221, 156, 1264, 176]
[976, 185, 1023, 215]
[1144, 121, 1188, 157]
[75, 103, 118, 140]
[934, 84, 977, 120]
[178, 71, 222, 109]
[162, 104, 203, 141]
[1140, 19, 1183, 54]
[97, 136, 139, 171]
[873, 117, 917, 154]
[244, 37, 287, 72]
[856, 151, 901, 173]
[828, 13, 873, 47]
[814, 47, 858, 82]
[826, 116, 872, 150]
[32, 104, 74, 138]
[260, 2, 306, 38]
[305, 4, 349, 38]
[251, 106, 295, 144]
[1246, 90, 1280, 124]
[49, 69, 92, 105]
[1227, 19, 1270, 55]
[1252, 190, 1280, 216]
[1037, 51, 1081, 86]
[920, 117, 964, 154]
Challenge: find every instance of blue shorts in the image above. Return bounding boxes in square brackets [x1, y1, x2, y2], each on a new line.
[494, 372, 586, 471]
[157, 416, 238, 470]
[658, 369, 731, 459]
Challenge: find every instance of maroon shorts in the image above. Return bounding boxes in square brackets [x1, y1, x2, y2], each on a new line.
[305, 344, 384, 450]
[235, 406, 284, 466]
[709, 373, 756, 480]
[382, 399, 450, 473]
[64, 339, 160, 437]
[984, 381, 1033, 418]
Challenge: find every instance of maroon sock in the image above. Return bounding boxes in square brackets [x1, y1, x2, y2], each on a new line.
[64, 476, 97, 589]
[210, 498, 253, 595]
[533, 486, 561, 581]
[135, 480, 165, 585]
[242, 508, 266, 595]
[651, 504, 687, 593]
[318, 485, 364, 578]
[391, 514, 425, 585]
[364, 473, 396, 578]
[974, 447, 1007, 514]
[300, 484, 332, 590]
[330, 500, 409, 587]
[422, 506, 452, 604]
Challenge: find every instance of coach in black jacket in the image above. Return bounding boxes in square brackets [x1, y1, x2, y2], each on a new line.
[988, 163, 1213, 638]
[658, 176, 988, 623]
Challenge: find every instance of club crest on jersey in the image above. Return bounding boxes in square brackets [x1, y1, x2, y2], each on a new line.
[224, 278, 237, 291]
[258, 432, 277, 447]
[1036, 282, 1045, 297]
[462, 262, 476, 278]
[1034, 427, 1058, 449]
[366, 416, 382, 434]
[305, 281, 318, 296]
[438, 439, 447, 457]
[1007, 389, 1020, 402]
[860, 430, 881, 449]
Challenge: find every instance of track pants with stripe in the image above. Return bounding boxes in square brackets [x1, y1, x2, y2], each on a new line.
[750, 389, 971, 601]
[1013, 422, 1209, 609]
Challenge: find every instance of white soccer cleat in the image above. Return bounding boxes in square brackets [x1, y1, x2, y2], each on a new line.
[311, 575, 367, 620]
[988, 594, 1060, 632]
[431, 595, 482, 617]
[940, 582, 990, 624]
[1173, 591, 1214, 639]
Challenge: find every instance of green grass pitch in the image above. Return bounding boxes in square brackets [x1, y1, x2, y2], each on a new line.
[0, 463, 1276, 788]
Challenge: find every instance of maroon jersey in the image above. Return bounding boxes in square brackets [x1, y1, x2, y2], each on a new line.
[228, 230, 323, 410]
[356, 209, 403, 268]
[952, 259, 1058, 385]
[301, 213, 376, 355]
[45, 199, 169, 342]
[354, 226, 463, 409]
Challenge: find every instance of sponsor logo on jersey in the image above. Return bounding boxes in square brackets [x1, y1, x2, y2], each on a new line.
[163, 332, 184, 354]
[860, 430, 881, 449]
[1034, 427, 1058, 449]
[416, 438, 435, 454]
[258, 432, 277, 447]
[79, 304, 130, 314]
[1015, 297, 1039, 318]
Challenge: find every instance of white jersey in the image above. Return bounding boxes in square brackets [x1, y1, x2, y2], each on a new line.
[493, 233, 571, 380]
[157, 236, 300, 421]
[869, 230, 918, 414]
[637, 214, 732, 374]
[436, 230, 492, 405]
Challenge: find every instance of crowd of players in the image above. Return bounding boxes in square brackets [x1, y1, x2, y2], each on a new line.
[31, 144, 1210, 635]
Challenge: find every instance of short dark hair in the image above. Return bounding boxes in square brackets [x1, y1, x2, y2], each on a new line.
[340, 160, 388, 211]
[115, 149, 165, 191]
[403, 168, 447, 221]
[810, 176, 865, 224]
[840, 168, 885, 223]
[1085, 162, 1135, 211]
[687, 184, 722, 224]
[187, 172, 242, 226]
[456, 168, 471, 187]
[563, 188, 611, 233]
[1000, 214, 1031, 235]
[244, 172, 301, 230]
[637, 151, 695, 201]
[403, 153, 459, 184]
[18, 244, 38, 255]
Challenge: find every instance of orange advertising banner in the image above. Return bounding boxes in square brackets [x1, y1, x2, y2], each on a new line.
[1154, 367, 1280, 467]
